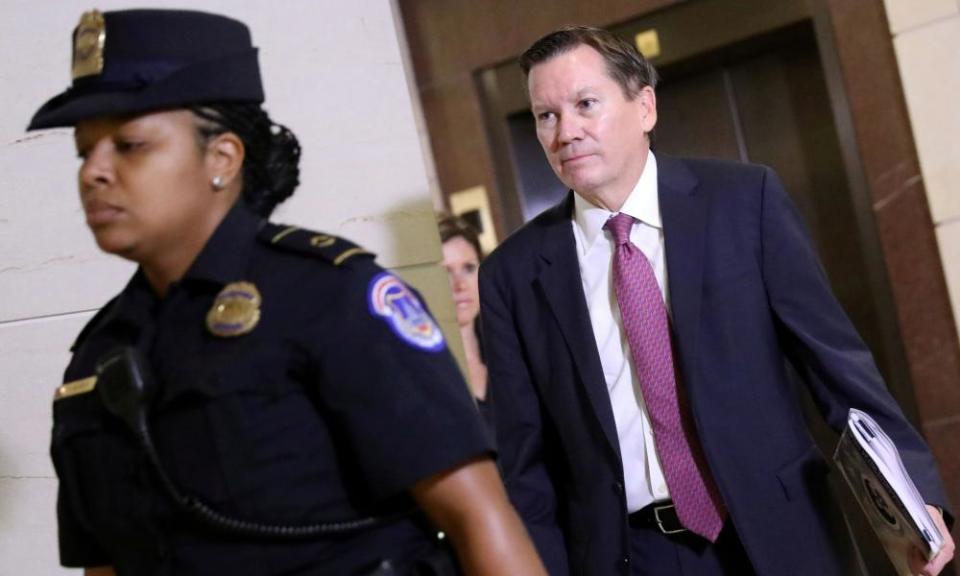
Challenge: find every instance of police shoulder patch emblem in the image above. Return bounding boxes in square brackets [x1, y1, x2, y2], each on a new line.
[367, 272, 445, 352]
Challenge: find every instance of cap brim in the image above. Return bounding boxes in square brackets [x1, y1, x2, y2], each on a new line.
[29, 89, 164, 130]
[27, 48, 264, 130]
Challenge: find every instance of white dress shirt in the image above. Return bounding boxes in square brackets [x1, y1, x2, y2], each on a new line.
[571, 150, 671, 513]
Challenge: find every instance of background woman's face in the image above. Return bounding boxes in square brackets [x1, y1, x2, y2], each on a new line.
[74, 110, 220, 264]
[442, 236, 481, 328]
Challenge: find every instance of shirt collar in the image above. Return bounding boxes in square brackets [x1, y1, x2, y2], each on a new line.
[183, 201, 264, 286]
[97, 269, 156, 333]
[85, 203, 263, 342]
[573, 150, 659, 251]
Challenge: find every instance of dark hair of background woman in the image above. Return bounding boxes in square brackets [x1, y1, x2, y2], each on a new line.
[190, 103, 302, 217]
[437, 212, 484, 260]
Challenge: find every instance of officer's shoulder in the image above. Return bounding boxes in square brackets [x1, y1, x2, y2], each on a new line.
[257, 222, 375, 268]
[70, 295, 120, 352]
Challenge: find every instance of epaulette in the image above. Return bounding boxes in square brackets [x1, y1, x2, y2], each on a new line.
[70, 295, 120, 352]
[258, 223, 375, 266]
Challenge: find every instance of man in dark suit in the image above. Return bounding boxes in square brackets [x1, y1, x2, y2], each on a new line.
[480, 26, 955, 576]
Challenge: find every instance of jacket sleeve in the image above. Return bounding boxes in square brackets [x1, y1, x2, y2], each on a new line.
[315, 265, 493, 500]
[759, 166, 953, 525]
[480, 260, 570, 575]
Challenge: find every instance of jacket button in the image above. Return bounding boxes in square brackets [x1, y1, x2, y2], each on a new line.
[623, 554, 631, 565]
[613, 481, 624, 493]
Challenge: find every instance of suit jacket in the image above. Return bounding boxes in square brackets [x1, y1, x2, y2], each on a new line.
[479, 155, 951, 575]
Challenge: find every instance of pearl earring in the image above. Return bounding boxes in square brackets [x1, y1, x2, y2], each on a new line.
[212, 175, 225, 189]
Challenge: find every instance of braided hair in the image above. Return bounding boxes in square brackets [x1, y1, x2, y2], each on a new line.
[190, 104, 301, 217]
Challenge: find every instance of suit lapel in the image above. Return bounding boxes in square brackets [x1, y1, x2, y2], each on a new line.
[659, 156, 706, 382]
[534, 194, 622, 458]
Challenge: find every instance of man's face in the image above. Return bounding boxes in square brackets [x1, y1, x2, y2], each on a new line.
[528, 44, 656, 210]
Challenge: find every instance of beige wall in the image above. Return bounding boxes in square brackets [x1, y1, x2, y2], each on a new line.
[883, 0, 960, 336]
[0, 1, 455, 573]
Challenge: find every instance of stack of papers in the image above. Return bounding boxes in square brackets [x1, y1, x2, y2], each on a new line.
[834, 408, 943, 575]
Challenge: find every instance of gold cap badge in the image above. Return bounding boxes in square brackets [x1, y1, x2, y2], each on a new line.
[72, 10, 106, 80]
[206, 282, 262, 337]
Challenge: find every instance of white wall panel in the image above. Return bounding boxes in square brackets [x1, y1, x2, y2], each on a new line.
[0, 478, 73, 575]
[0, 314, 91, 575]
[882, 0, 957, 34]
[892, 16, 960, 225]
[0, 314, 93, 478]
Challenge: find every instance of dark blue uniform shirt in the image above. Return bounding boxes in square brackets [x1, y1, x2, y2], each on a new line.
[52, 202, 492, 575]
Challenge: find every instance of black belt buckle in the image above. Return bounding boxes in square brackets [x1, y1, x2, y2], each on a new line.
[652, 503, 686, 535]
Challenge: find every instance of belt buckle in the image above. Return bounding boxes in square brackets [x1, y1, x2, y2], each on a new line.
[653, 504, 686, 535]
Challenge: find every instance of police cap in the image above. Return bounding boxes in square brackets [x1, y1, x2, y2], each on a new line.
[28, 9, 264, 130]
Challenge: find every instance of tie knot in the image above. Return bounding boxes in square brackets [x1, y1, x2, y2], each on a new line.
[603, 213, 635, 246]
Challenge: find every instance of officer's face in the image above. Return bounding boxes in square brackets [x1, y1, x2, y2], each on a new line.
[441, 236, 481, 328]
[75, 110, 227, 266]
[528, 45, 657, 211]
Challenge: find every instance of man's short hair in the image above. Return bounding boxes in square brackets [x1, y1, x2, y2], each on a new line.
[519, 25, 659, 99]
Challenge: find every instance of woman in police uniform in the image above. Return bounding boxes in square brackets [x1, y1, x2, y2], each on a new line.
[30, 9, 545, 576]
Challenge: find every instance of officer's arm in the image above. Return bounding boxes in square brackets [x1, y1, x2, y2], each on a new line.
[84, 567, 115, 576]
[412, 456, 547, 575]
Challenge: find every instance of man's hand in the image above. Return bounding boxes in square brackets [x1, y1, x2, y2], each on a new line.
[908, 505, 955, 576]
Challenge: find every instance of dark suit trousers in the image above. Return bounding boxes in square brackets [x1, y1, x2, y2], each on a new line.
[628, 521, 755, 576]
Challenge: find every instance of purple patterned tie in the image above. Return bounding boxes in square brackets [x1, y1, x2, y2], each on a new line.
[604, 213, 726, 542]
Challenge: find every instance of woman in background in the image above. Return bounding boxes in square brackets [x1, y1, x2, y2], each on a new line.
[438, 214, 492, 433]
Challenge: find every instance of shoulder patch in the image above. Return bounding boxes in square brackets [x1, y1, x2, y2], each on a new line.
[367, 272, 446, 352]
[258, 223, 375, 266]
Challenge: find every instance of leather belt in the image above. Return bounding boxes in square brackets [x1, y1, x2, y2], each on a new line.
[628, 501, 687, 535]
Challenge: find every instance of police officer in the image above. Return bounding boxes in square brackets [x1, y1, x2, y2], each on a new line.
[30, 9, 546, 576]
